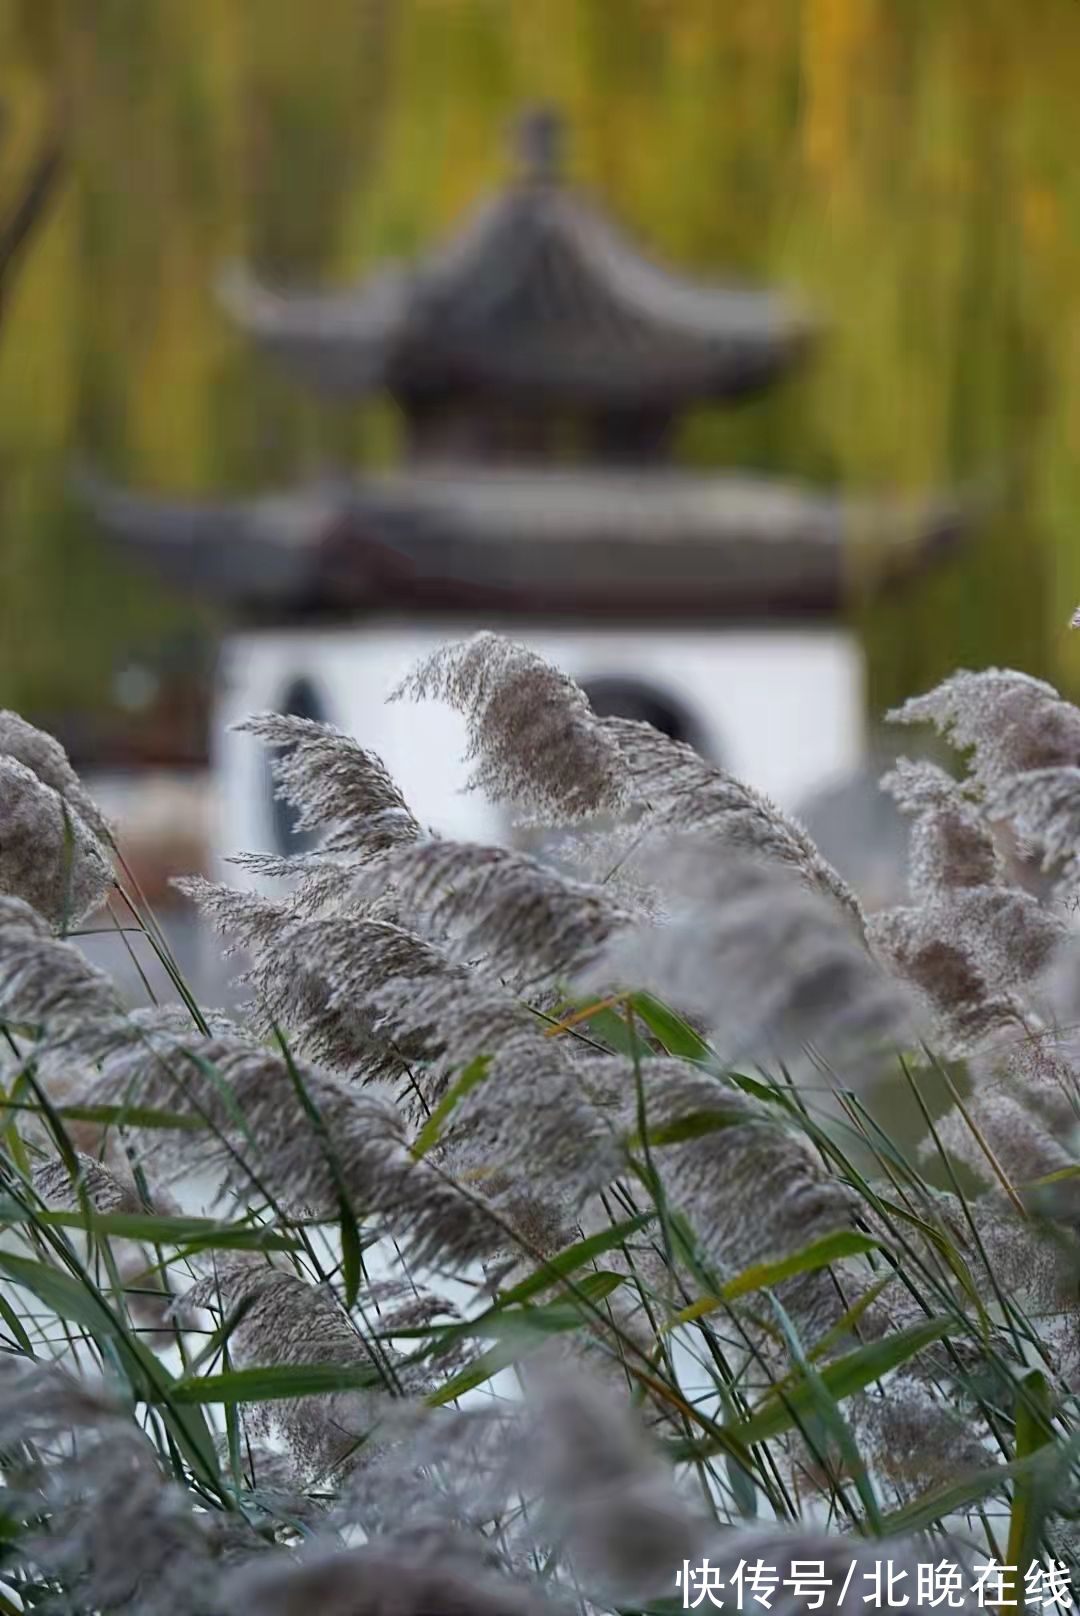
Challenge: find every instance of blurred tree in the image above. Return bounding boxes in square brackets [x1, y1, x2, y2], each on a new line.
[0, 0, 1075, 726]
[0, 99, 64, 328]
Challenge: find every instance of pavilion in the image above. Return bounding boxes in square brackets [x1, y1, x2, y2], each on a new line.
[85, 110, 970, 862]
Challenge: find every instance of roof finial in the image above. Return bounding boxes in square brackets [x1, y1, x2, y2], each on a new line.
[514, 104, 564, 183]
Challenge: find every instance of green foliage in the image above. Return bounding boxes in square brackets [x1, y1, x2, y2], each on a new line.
[0, 2, 1077, 716]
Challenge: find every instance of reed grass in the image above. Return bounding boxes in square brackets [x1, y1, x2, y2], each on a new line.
[0, 635, 1078, 1612]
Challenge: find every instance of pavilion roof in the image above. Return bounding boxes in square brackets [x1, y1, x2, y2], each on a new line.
[81, 466, 967, 625]
[219, 112, 816, 411]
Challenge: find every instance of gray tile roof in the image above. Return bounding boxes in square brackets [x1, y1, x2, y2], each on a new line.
[81, 466, 968, 623]
[218, 173, 814, 408]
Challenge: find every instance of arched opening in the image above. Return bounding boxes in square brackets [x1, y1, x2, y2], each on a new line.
[580, 675, 711, 758]
[268, 675, 329, 854]
[509, 674, 717, 859]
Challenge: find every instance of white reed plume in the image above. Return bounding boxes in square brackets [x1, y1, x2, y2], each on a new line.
[84, 1031, 507, 1270]
[885, 758, 1002, 896]
[875, 761, 1079, 1202]
[174, 874, 290, 955]
[222, 1540, 562, 1616]
[393, 634, 861, 921]
[846, 1373, 996, 1500]
[312, 1370, 983, 1613]
[227, 846, 365, 913]
[370, 965, 620, 1183]
[994, 765, 1080, 891]
[235, 712, 423, 857]
[516, 1363, 716, 1600]
[0, 707, 111, 841]
[0, 894, 123, 1030]
[177, 879, 617, 1210]
[582, 855, 916, 1076]
[890, 668, 1080, 893]
[613, 1058, 864, 1343]
[919, 1029, 1080, 1232]
[0, 1355, 245, 1613]
[603, 716, 863, 921]
[179, 878, 455, 1082]
[889, 669, 1080, 795]
[869, 907, 1027, 1048]
[869, 760, 1062, 1048]
[33, 1150, 150, 1214]
[356, 839, 632, 987]
[181, 1255, 412, 1481]
[516, 1367, 986, 1602]
[391, 630, 629, 820]
[0, 757, 113, 927]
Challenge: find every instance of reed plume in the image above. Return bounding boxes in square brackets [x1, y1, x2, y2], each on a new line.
[584, 854, 914, 1074]
[0, 1356, 242, 1613]
[0, 647, 1076, 1600]
[890, 668, 1080, 894]
[181, 1256, 406, 1482]
[0, 707, 111, 841]
[235, 711, 423, 858]
[391, 631, 629, 821]
[84, 1031, 507, 1269]
[356, 838, 632, 988]
[869, 759, 1062, 1047]
[0, 758, 113, 927]
[394, 634, 862, 921]
[33, 1151, 150, 1215]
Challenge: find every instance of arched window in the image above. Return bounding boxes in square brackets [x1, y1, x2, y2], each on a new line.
[268, 675, 329, 854]
[510, 675, 716, 858]
[580, 675, 710, 757]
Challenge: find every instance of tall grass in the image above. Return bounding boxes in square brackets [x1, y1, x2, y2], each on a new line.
[0, 631, 1079, 1612]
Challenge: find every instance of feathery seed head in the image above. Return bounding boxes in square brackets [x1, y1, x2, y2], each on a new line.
[867, 908, 1026, 1047]
[592, 1056, 862, 1343]
[889, 670, 1080, 894]
[871, 752, 1065, 1048]
[392, 631, 628, 821]
[0, 757, 113, 926]
[0, 1356, 233, 1613]
[518, 1366, 715, 1600]
[236, 712, 423, 857]
[358, 838, 632, 987]
[889, 668, 1080, 790]
[175, 874, 289, 954]
[33, 1151, 148, 1214]
[358, 635, 862, 931]
[882, 757, 1002, 894]
[87, 1033, 507, 1268]
[0, 707, 111, 841]
[928, 1088, 1078, 1208]
[182, 1257, 396, 1480]
[602, 717, 863, 922]
[585, 855, 915, 1076]
[227, 846, 364, 913]
[363, 960, 623, 1198]
[222, 1541, 563, 1616]
[182, 886, 457, 1082]
[991, 764, 1080, 888]
[0, 894, 122, 1031]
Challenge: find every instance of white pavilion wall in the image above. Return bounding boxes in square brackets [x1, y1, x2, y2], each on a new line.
[211, 619, 864, 883]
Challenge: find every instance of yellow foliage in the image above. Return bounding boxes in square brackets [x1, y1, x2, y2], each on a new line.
[0, 0, 1076, 717]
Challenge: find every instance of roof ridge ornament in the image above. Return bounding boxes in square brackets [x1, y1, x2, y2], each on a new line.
[513, 104, 564, 184]
[210, 105, 820, 408]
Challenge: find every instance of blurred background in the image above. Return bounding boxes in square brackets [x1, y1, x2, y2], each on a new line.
[0, 0, 1078, 991]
